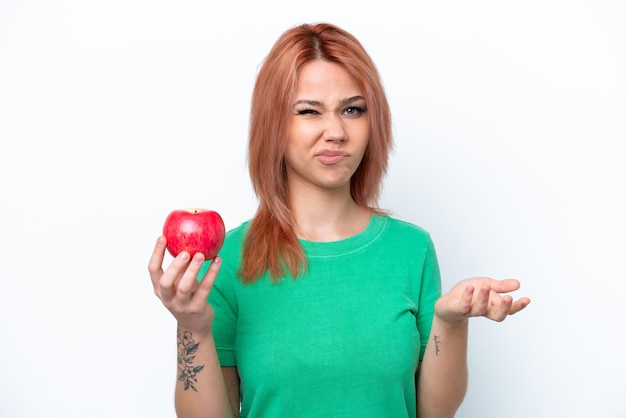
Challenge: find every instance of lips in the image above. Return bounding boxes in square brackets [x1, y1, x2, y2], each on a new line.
[315, 151, 349, 165]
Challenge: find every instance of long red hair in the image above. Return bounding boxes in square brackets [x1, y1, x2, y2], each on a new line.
[240, 22, 393, 283]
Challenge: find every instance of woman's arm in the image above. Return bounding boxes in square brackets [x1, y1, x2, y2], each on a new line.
[416, 278, 530, 418]
[222, 367, 241, 415]
[416, 318, 469, 418]
[174, 326, 239, 418]
[148, 237, 238, 418]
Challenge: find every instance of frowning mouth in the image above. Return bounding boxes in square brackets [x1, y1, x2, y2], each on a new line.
[315, 151, 350, 165]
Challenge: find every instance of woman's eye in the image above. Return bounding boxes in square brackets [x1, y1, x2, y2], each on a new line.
[344, 106, 365, 116]
[297, 108, 318, 115]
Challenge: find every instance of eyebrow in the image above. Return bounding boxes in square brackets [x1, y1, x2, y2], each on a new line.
[293, 95, 366, 107]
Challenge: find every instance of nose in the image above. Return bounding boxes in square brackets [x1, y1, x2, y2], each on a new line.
[322, 115, 347, 143]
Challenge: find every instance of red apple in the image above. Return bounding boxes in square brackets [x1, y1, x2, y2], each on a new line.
[162, 208, 226, 260]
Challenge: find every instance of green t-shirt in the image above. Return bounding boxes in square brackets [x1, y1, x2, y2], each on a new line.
[205, 214, 441, 418]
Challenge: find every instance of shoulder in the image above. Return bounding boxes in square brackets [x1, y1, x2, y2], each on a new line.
[379, 214, 433, 243]
[369, 214, 436, 261]
[215, 220, 251, 261]
[225, 220, 251, 242]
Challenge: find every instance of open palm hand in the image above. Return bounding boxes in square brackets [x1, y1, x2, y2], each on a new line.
[435, 277, 531, 323]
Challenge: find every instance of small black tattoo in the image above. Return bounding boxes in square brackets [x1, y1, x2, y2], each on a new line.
[433, 335, 442, 356]
[177, 326, 205, 391]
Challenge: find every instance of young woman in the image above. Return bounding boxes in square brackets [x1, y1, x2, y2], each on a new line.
[148, 22, 531, 418]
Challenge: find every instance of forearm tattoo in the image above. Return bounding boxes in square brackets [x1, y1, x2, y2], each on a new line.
[433, 335, 442, 357]
[177, 325, 205, 391]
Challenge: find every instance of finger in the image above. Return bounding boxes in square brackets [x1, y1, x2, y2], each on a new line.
[148, 236, 167, 291]
[176, 252, 206, 298]
[193, 256, 222, 303]
[471, 285, 491, 316]
[509, 297, 532, 315]
[490, 295, 514, 322]
[159, 251, 191, 300]
[457, 285, 475, 315]
[490, 278, 521, 294]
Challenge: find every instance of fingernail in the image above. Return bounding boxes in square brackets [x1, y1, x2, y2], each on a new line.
[179, 252, 189, 261]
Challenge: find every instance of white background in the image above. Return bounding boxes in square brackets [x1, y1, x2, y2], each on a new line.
[1, 1, 625, 417]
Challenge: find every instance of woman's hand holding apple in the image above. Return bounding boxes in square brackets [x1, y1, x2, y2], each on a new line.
[148, 236, 222, 336]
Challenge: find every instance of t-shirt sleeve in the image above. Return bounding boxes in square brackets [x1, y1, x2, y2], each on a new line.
[416, 239, 442, 360]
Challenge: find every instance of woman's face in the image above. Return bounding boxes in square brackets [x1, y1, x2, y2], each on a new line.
[284, 59, 370, 195]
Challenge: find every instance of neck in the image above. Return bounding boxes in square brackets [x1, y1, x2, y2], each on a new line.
[289, 184, 372, 242]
